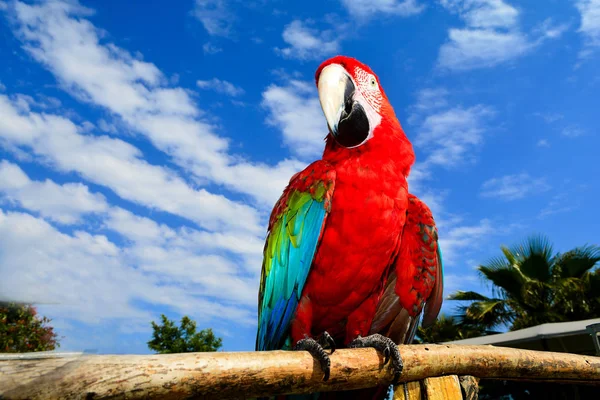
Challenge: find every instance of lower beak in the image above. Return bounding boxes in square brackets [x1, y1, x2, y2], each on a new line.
[317, 64, 369, 148]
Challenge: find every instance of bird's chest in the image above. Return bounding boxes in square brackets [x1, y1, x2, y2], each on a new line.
[305, 166, 408, 306]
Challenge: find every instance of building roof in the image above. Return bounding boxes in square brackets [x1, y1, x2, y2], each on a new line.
[447, 318, 600, 355]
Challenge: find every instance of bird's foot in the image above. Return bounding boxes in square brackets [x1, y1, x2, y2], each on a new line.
[294, 331, 335, 381]
[349, 333, 403, 384]
[318, 331, 336, 354]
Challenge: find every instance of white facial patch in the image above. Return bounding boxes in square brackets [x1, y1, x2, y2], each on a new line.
[350, 67, 383, 144]
[354, 67, 383, 113]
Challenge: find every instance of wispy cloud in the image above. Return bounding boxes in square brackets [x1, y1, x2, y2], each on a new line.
[8, 0, 302, 208]
[0, 161, 108, 225]
[203, 42, 223, 54]
[438, 0, 567, 71]
[534, 111, 564, 123]
[576, 0, 600, 58]
[438, 218, 494, 266]
[562, 125, 585, 138]
[262, 80, 327, 158]
[197, 78, 245, 96]
[416, 105, 495, 167]
[0, 0, 316, 347]
[340, 0, 424, 19]
[410, 88, 495, 172]
[410, 87, 450, 115]
[537, 139, 550, 147]
[275, 20, 341, 60]
[0, 206, 259, 327]
[0, 160, 263, 335]
[480, 173, 551, 200]
[192, 0, 235, 37]
[539, 193, 577, 218]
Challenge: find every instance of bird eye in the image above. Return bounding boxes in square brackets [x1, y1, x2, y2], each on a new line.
[370, 77, 377, 88]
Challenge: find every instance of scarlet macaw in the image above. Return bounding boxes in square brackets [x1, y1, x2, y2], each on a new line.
[256, 56, 443, 399]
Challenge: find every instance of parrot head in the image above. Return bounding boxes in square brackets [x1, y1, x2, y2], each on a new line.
[315, 56, 414, 171]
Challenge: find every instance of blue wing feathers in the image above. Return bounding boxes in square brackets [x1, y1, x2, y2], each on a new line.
[257, 191, 328, 351]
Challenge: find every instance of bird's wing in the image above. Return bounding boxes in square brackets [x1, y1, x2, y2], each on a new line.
[369, 193, 443, 344]
[256, 161, 336, 351]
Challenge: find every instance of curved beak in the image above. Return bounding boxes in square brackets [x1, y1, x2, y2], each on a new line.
[317, 64, 370, 148]
[317, 64, 354, 137]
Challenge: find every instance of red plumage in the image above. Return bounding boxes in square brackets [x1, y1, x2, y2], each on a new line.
[261, 56, 442, 400]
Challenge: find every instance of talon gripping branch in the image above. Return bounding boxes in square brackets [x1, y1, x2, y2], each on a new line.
[256, 56, 444, 400]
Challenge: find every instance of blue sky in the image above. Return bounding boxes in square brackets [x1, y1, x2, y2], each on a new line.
[0, 0, 598, 354]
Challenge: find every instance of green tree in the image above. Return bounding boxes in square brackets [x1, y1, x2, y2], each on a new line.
[147, 314, 223, 354]
[450, 235, 600, 331]
[414, 313, 493, 344]
[0, 302, 60, 353]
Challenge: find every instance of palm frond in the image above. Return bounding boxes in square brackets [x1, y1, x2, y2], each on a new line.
[448, 290, 490, 301]
[479, 262, 525, 300]
[461, 299, 512, 329]
[514, 234, 554, 282]
[500, 245, 517, 266]
[553, 244, 600, 279]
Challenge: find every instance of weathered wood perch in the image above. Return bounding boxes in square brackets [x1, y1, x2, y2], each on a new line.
[1, 344, 599, 399]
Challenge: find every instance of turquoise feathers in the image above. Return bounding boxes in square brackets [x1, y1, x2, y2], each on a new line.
[256, 188, 327, 351]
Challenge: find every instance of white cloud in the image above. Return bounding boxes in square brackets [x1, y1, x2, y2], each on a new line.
[0, 0, 340, 353]
[197, 78, 245, 96]
[536, 139, 550, 147]
[480, 173, 550, 200]
[443, 272, 480, 299]
[0, 95, 261, 233]
[416, 105, 495, 168]
[412, 87, 450, 113]
[562, 125, 585, 138]
[539, 193, 577, 218]
[438, 218, 494, 266]
[0, 209, 257, 328]
[576, 0, 600, 57]
[438, 0, 566, 71]
[407, 87, 495, 198]
[262, 80, 327, 159]
[192, 0, 234, 37]
[0, 160, 108, 224]
[533, 18, 570, 40]
[97, 118, 118, 134]
[202, 42, 223, 54]
[0, 169, 265, 334]
[7, 0, 304, 207]
[439, 29, 533, 71]
[534, 112, 564, 123]
[440, 0, 518, 28]
[276, 20, 340, 60]
[341, 0, 424, 18]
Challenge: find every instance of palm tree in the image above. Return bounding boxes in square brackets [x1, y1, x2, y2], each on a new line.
[450, 235, 600, 331]
[414, 313, 494, 344]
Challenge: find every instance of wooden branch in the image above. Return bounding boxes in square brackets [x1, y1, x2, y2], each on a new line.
[1, 345, 600, 399]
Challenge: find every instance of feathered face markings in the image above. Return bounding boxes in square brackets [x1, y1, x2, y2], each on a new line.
[317, 61, 384, 149]
[352, 67, 383, 114]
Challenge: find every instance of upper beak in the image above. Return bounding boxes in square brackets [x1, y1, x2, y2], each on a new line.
[317, 64, 354, 137]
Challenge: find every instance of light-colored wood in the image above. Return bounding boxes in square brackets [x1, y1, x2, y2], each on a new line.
[422, 375, 462, 400]
[1, 345, 600, 399]
[393, 381, 421, 400]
